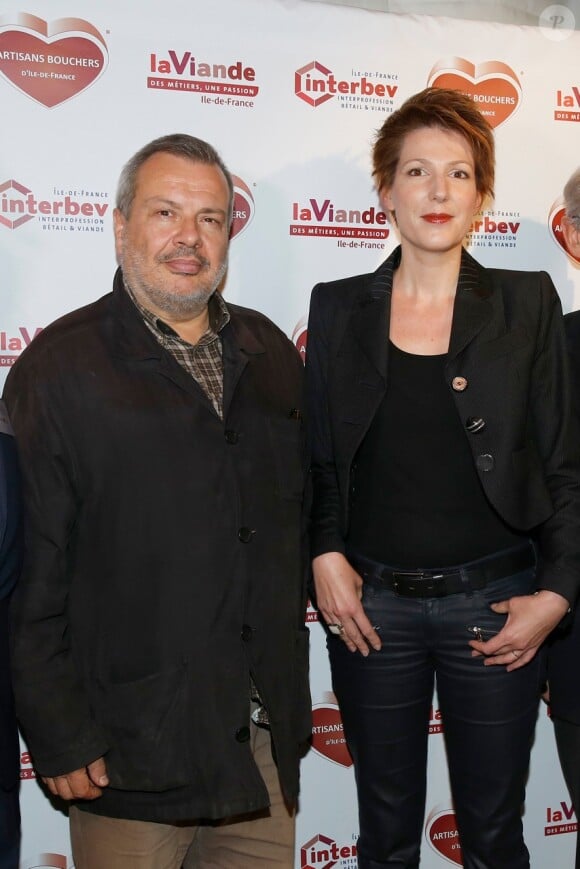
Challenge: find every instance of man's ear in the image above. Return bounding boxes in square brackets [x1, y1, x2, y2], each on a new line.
[112, 208, 126, 262]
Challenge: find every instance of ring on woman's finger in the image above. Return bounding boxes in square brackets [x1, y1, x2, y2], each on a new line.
[512, 649, 520, 660]
[328, 623, 344, 636]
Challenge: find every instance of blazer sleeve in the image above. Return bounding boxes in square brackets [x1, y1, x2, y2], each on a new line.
[306, 283, 346, 558]
[3, 359, 109, 778]
[530, 274, 580, 605]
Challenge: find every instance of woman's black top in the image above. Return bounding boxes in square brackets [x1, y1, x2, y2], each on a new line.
[346, 341, 525, 567]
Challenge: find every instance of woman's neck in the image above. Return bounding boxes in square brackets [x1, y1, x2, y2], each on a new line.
[392, 244, 462, 302]
[389, 245, 463, 355]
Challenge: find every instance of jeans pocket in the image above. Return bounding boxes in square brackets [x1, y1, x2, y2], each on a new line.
[468, 567, 536, 638]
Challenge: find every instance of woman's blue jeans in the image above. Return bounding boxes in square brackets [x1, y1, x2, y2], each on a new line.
[329, 563, 541, 869]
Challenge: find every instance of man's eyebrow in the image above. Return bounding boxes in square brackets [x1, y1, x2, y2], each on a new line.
[143, 196, 226, 214]
[143, 196, 179, 207]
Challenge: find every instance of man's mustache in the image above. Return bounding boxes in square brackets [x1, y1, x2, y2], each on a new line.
[157, 247, 210, 268]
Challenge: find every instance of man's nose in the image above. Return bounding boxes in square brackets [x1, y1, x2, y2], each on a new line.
[174, 215, 202, 247]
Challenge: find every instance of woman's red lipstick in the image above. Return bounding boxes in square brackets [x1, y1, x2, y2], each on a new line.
[423, 213, 452, 223]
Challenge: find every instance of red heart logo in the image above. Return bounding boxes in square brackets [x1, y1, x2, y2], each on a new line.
[428, 57, 521, 128]
[230, 175, 255, 240]
[23, 855, 68, 869]
[311, 703, 353, 768]
[292, 317, 308, 364]
[426, 810, 463, 866]
[0, 15, 108, 108]
[549, 201, 580, 265]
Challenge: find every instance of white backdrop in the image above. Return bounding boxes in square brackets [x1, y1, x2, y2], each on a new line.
[1, 0, 579, 866]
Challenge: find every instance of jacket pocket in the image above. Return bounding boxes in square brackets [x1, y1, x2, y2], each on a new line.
[96, 664, 190, 791]
[268, 418, 304, 501]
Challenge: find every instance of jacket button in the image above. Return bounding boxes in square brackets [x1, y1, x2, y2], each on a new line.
[235, 726, 250, 743]
[466, 416, 486, 433]
[225, 430, 239, 444]
[238, 527, 255, 543]
[476, 453, 495, 472]
[241, 624, 253, 642]
[452, 376, 468, 392]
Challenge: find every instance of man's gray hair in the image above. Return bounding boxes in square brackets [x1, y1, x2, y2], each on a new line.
[116, 133, 234, 223]
[564, 167, 580, 228]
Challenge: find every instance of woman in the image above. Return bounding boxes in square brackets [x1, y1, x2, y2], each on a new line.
[306, 88, 580, 869]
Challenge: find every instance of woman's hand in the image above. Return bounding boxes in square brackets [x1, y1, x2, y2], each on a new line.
[468, 589, 569, 671]
[312, 552, 382, 655]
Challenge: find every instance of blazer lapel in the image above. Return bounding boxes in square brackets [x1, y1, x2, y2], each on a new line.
[331, 251, 398, 463]
[448, 248, 494, 360]
[349, 247, 398, 382]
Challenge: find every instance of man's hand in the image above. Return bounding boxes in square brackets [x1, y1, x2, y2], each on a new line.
[469, 590, 569, 671]
[312, 551, 381, 655]
[42, 756, 108, 801]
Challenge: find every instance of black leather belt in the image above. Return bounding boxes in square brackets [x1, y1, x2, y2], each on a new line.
[348, 545, 535, 599]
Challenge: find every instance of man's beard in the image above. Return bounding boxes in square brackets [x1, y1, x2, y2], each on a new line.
[122, 246, 228, 319]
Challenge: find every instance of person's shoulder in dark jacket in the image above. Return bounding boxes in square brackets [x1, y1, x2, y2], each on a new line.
[565, 310, 580, 355]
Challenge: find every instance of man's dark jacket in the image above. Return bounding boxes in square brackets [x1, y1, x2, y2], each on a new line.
[306, 247, 580, 603]
[547, 310, 580, 724]
[3, 271, 311, 821]
[0, 421, 22, 791]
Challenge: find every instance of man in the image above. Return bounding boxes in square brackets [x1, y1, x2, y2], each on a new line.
[547, 166, 580, 869]
[4, 135, 310, 869]
[0, 401, 21, 869]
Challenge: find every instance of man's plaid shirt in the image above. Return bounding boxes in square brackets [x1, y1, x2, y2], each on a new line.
[125, 282, 230, 419]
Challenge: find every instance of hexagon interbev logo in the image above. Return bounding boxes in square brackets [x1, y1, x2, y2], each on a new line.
[427, 57, 522, 128]
[290, 195, 390, 246]
[300, 833, 358, 869]
[148, 49, 258, 108]
[295, 60, 398, 113]
[549, 196, 580, 264]
[0, 13, 108, 108]
[0, 179, 109, 232]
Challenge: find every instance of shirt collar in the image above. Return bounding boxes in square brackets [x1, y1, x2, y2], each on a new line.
[123, 279, 230, 343]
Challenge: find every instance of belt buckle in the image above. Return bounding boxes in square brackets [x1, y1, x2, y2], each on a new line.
[392, 570, 432, 597]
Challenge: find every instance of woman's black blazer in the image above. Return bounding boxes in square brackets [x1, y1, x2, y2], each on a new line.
[306, 246, 580, 606]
